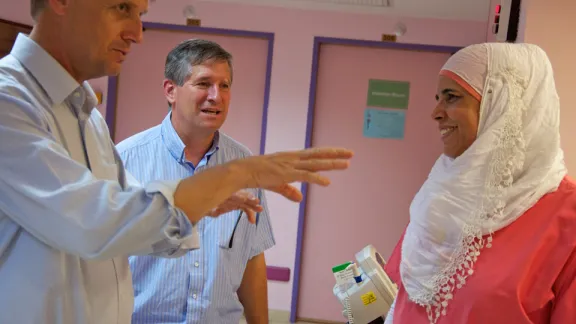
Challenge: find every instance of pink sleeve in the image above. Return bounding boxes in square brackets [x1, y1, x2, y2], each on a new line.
[384, 226, 407, 284]
[551, 248, 576, 323]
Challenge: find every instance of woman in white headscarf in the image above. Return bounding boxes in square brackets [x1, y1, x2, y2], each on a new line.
[383, 42, 576, 324]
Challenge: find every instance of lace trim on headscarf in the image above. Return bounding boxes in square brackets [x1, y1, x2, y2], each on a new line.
[417, 70, 528, 323]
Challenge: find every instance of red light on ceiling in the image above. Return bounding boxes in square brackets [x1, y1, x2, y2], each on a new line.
[495, 5, 501, 13]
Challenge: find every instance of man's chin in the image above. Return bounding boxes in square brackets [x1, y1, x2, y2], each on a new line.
[198, 124, 224, 134]
[105, 63, 123, 77]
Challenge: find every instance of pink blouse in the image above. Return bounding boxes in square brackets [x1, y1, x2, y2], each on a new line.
[385, 176, 576, 324]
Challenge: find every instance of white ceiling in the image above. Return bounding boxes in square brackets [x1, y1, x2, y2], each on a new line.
[199, 0, 492, 22]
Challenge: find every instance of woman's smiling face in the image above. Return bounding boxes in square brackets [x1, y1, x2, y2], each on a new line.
[431, 75, 481, 159]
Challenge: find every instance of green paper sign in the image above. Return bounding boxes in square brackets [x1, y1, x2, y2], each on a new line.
[366, 79, 410, 109]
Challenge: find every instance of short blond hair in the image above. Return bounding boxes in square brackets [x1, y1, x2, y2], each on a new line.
[31, 0, 47, 20]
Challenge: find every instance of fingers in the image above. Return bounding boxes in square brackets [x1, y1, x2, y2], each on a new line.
[207, 191, 263, 217]
[271, 147, 353, 161]
[233, 191, 261, 209]
[220, 200, 263, 214]
[239, 196, 263, 214]
[268, 184, 303, 202]
[244, 209, 256, 224]
[294, 159, 350, 172]
[296, 147, 354, 160]
[208, 203, 263, 217]
[294, 170, 331, 186]
[266, 171, 331, 189]
[246, 147, 352, 199]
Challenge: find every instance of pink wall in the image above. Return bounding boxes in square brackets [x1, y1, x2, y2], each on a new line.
[0, 0, 488, 311]
[521, 0, 576, 176]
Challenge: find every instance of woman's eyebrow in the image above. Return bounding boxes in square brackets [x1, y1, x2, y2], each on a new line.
[435, 88, 457, 100]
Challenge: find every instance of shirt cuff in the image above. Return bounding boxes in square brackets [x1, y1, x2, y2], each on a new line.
[146, 180, 200, 254]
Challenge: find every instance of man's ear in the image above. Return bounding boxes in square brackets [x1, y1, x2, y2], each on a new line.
[163, 79, 177, 107]
[46, 0, 72, 16]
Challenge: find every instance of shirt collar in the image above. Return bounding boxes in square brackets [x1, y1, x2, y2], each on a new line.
[10, 33, 98, 115]
[160, 111, 220, 164]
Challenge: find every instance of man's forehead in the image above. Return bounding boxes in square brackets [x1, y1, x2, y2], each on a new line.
[98, 0, 149, 12]
[190, 62, 231, 78]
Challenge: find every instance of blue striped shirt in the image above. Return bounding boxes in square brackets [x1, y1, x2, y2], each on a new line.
[116, 112, 276, 324]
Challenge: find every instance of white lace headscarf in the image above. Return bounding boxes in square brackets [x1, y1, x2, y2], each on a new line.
[399, 43, 567, 324]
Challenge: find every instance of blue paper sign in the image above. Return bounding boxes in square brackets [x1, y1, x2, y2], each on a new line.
[363, 108, 406, 140]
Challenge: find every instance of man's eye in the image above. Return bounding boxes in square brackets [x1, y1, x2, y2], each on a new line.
[117, 3, 130, 13]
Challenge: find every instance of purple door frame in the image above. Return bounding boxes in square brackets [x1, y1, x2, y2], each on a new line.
[289, 36, 462, 323]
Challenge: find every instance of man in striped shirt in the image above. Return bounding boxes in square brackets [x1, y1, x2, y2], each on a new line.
[116, 39, 274, 323]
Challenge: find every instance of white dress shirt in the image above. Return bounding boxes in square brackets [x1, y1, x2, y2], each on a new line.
[0, 34, 198, 324]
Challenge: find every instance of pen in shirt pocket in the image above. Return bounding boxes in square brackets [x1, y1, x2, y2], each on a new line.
[228, 211, 243, 248]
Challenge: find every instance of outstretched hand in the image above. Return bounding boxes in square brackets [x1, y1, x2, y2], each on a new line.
[173, 146, 353, 225]
[206, 190, 263, 223]
[233, 147, 353, 202]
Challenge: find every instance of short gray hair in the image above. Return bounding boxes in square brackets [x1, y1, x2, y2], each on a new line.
[164, 39, 233, 87]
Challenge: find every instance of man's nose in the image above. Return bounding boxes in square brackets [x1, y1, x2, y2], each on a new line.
[122, 19, 144, 45]
[207, 85, 221, 101]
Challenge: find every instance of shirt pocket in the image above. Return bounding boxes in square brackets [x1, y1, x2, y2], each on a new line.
[218, 211, 255, 291]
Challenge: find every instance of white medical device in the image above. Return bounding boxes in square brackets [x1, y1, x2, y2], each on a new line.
[332, 245, 398, 324]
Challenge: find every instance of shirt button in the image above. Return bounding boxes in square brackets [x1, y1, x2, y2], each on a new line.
[194, 261, 199, 267]
[192, 294, 197, 299]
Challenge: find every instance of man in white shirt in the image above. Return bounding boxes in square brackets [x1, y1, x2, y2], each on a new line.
[0, 1, 353, 323]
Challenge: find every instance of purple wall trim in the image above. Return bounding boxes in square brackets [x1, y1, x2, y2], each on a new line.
[289, 36, 462, 323]
[260, 32, 275, 155]
[105, 21, 275, 156]
[105, 75, 118, 139]
[267, 266, 291, 282]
